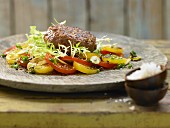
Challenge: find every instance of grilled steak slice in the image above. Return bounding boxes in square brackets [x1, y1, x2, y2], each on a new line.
[44, 25, 96, 53]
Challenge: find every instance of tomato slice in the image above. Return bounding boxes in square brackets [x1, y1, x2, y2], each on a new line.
[60, 56, 93, 67]
[4, 45, 16, 55]
[102, 54, 129, 65]
[100, 50, 123, 57]
[73, 61, 99, 74]
[98, 61, 117, 69]
[18, 53, 30, 68]
[18, 57, 29, 68]
[45, 53, 76, 74]
[100, 45, 123, 57]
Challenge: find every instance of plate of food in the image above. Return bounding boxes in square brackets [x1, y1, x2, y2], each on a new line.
[0, 21, 168, 92]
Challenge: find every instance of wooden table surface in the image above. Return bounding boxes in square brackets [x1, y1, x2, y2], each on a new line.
[0, 40, 169, 128]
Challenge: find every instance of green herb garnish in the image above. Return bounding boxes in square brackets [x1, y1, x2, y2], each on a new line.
[127, 63, 133, 69]
[117, 64, 126, 69]
[49, 58, 54, 63]
[49, 58, 58, 64]
[11, 63, 19, 70]
[130, 50, 137, 57]
[117, 63, 133, 69]
[27, 67, 35, 74]
[1, 54, 6, 58]
[130, 50, 141, 61]
[21, 56, 29, 61]
[16, 43, 22, 49]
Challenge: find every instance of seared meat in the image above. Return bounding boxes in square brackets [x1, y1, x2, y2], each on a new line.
[44, 25, 96, 52]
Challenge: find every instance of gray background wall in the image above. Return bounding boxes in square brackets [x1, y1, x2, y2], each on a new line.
[0, 0, 168, 39]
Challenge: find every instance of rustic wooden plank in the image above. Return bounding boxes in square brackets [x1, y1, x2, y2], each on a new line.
[0, 113, 170, 128]
[14, 0, 48, 34]
[0, 83, 169, 113]
[128, 0, 163, 39]
[0, 84, 169, 127]
[0, 0, 10, 37]
[90, 0, 125, 34]
[51, 0, 87, 29]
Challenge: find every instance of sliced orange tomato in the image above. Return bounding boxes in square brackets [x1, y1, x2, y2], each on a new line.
[98, 61, 117, 69]
[4, 45, 16, 56]
[73, 61, 99, 74]
[101, 45, 123, 56]
[60, 56, 93, 67]
[45, 53, 76, 74]
[100, 50, 123, 57]
[102, 54, 129, 65]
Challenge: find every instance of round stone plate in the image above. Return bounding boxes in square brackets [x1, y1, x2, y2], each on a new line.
[0, 33, 168, 92]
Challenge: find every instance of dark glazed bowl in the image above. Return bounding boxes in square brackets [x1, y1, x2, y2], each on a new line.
[125, 83, 168, 106]
[125, 65, 167, 90]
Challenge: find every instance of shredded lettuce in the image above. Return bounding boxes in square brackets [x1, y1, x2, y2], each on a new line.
[17, 26, 112, 61]
[94, 36, 112, 54]
[25, 26, 58, 58]
[22, 26, 90, 60]
[69, 40, 90, 58]
[51, 18, 66, 26]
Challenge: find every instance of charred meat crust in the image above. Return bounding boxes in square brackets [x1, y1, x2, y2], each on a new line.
[44, 25, 96, 52]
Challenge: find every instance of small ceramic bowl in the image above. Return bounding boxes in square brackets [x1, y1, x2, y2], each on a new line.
[125, 83, 168, 106]
[125, 65, 167, 90]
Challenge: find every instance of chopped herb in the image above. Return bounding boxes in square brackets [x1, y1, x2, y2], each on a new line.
[49, 58, 57, 64]
[21, 56, 29, 61]
[1, 54, 6, 58]
[49, 58, 55, 63]
[11, 63, 19, 70]
[129, 50, 142, 61]
[16, 43, 22, 49]
[118, 57, 123, 60]
[110, 55, 122, 60]
[111, 56, 116, 60]
[130, 50, 137, 57]
[127, 63, 133, 69]
[104, 54, 111, 58]
[117, 63, 133, 69]
[29, 70, 35, 74]
[117, 64, 126, 69]
[27, 67, 35, 74]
